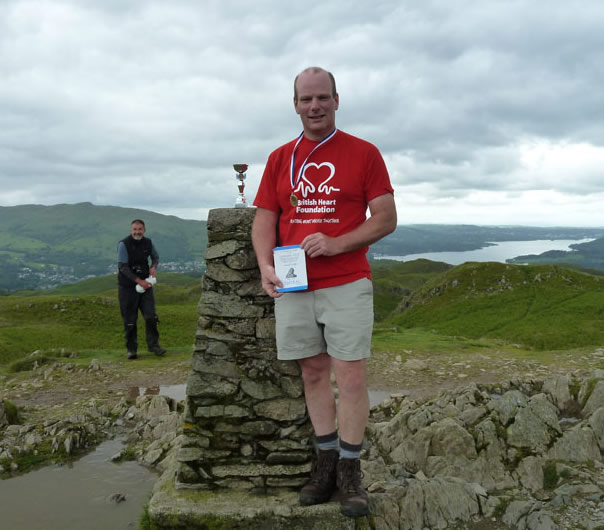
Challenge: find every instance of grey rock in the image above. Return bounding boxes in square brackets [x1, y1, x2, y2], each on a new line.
[507, 394, 560, 452]
[430, 417, 477, 459]
[516, 456, 544, 493]
[402, 359, 428, 371]
[186, 372, 238, 398]
[547, 424, 601, 462]
[225, 249, 258, 270]
[253, 399, 307, 422]
[240, 379, 282, 400]
[488, 389, 528, 425]
[197, 290, 263, 318]
[503, 500, 534, 527]
[205, 262, 251, 282]
[400, 477, 481, 530]
[525, 509, 559, 530]
[204, 240, 243, 260]
[583, 380, 604, 417]
[542, 375, 573, 411]
[191, 356, 241, 380]
[256, 318, 276, 339]
[588, 407, 604, 450]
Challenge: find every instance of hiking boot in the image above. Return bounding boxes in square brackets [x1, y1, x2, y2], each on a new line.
[336, 458, 369, 517]
[149, 345, 166, 356]
[299, 449, 339, 505]
[127, 351, 138, 360]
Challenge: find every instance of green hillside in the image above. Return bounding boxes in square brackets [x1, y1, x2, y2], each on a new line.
[3, 260, 604, 372]
[0, 203, 207, 291]
[0, 273, 201, 365]
[386, 261, 604, 350]
[371, 259, 453, 321]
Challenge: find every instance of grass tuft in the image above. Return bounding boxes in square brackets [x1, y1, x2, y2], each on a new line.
[2, 399, 20, 424]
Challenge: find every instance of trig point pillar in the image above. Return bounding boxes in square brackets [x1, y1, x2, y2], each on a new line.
[177, 208, 313, 490]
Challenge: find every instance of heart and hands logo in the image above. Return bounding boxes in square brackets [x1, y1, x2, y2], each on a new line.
[294, 162, 340, 198]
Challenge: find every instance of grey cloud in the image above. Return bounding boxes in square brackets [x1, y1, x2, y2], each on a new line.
[2, 0, 604, 225]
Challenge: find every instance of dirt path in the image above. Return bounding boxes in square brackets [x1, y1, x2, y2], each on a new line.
[3, 347, 603, 424]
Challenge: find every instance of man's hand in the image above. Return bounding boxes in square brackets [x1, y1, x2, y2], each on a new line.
[300, 232, 341, 258]
[149, 265, 157, 277]
[260, 265, 284, 298]
[137, 278, 153, 289]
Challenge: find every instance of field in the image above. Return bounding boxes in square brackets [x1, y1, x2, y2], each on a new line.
[0, 273, 201, 366]
[2, 260, 604, 381]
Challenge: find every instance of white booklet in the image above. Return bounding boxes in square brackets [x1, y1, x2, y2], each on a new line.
[273, 245, 308, 292]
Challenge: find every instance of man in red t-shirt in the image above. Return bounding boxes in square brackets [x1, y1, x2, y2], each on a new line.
[252, 66, 397, 517]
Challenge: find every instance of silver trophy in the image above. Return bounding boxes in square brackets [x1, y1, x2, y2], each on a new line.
[233, 163, 248, 208]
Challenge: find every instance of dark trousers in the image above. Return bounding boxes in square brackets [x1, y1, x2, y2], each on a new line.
[118, 285, 161, 352]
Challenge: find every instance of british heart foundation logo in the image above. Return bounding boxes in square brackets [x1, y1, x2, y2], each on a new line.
[295, 162, 340, 198]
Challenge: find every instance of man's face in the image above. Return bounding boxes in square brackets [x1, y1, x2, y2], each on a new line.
[130, 223, 146, 240]
[294, 70, 339, 141]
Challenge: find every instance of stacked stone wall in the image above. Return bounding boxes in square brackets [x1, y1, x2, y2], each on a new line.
[176, 208, 313, 490]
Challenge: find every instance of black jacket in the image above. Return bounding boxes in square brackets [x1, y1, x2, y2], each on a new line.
[117, 236, 154, 287]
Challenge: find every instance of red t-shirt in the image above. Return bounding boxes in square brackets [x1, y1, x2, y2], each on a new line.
[254, 130, 394, 291]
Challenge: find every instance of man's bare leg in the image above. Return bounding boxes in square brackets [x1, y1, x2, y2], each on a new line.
[331, 358, 369, 445]
[298, 352, 336, 435]
[332, 357, 369, 517]
[298, 352, 339, 506]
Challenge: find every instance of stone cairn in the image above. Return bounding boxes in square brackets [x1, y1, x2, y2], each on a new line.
[176, 208, 313, 490]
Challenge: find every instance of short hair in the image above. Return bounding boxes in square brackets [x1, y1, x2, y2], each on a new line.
[131, 219, 145, 227]
[294, 67, 337, 102]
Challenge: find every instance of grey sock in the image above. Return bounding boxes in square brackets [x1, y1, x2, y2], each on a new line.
[316, 431, 338, 451]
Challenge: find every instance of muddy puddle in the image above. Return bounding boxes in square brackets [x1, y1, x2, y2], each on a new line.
[0, 437, 158, 530]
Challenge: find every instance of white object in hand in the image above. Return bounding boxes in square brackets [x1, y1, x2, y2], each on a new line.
[135, 276, 157, 293]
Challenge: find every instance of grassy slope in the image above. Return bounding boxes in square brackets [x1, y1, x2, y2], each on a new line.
[371, 259, 453, 321]
[0, 273, 201, 365]
[386, 261, 604, 350]
[3, 261, 604, 370]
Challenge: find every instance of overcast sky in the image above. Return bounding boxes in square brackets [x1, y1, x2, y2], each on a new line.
[2, 0, 604, 227]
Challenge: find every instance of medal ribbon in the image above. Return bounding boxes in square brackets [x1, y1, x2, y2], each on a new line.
[289, 129, 338, 194]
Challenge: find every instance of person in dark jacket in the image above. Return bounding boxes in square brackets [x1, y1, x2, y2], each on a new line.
[117, 219, 166, 359]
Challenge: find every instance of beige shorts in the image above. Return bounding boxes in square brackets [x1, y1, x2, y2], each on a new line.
[274, 278, 374, 361]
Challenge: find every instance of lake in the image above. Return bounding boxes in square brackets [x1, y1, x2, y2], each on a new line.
[375, 239, 594, 266]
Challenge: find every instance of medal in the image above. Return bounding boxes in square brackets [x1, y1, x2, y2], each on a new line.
[290, 193, 298, 207]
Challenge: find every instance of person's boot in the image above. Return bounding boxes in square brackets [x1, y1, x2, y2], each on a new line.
[149, 345, 166, 356]
[299, 449, 339, 505]
[336, 458, 369, 517]
[145, 316, 165, 355]
[125, 323, 138, 355]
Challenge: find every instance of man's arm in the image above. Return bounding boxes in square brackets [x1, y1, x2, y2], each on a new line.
[300, 193, 397, 258]
[251, 208, 283, 298]
[149, 244, 159, 277]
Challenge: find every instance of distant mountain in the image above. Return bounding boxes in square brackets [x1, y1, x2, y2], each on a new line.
[507, 236, 604, 271]
[3, 202, 604, 292]
[0, 203, 207, 291]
